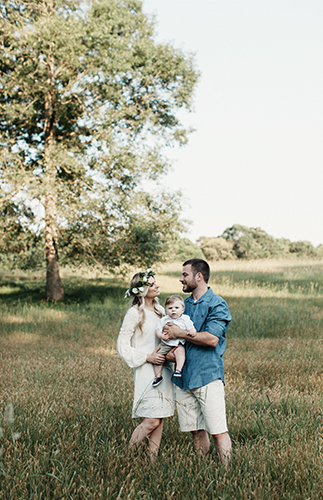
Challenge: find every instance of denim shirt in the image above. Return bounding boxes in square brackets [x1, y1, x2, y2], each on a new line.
[172, 288, 231, 390]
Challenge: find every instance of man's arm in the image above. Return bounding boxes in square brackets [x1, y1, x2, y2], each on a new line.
[162, 323, 219, 348]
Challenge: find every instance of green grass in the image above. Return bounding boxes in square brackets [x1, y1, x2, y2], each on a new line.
[0, 260, 323, 499]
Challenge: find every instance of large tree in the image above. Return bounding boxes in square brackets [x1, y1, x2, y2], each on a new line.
[0, 0, 198, 299]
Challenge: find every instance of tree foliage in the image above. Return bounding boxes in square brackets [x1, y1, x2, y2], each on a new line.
[0, 0, 199, 298]
[197, 236, 234, 261]
[175, 225, 322, 263]
[0, 201, 43, 269]
[289, 240, 319, 258]
[171, 237, 204, 262]
[220, 224, 321, 260]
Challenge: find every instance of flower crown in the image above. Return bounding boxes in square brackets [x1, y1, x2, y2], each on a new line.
[124, 268, 155, 298]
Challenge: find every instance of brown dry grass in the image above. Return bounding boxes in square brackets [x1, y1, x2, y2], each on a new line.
[0, 259, 323, 498]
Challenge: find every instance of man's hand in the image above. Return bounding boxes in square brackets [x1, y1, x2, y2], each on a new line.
[187, 328, 197, 338]
[165, 347, 176, 362]
[162, 322, 184, 339]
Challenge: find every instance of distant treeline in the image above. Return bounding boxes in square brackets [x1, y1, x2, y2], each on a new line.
[173, 224, 323, 262]
[1, 223, 322, 271]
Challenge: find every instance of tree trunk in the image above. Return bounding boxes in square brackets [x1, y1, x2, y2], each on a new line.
[44, 53, 64, 301]
[45, 191, 64, 301]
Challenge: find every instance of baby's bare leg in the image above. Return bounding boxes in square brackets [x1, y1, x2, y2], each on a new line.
[153, 362, 163, 378]
[174, 345, 185, 371]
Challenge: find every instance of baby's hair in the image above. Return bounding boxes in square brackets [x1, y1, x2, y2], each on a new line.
[165, 295, 185, 308]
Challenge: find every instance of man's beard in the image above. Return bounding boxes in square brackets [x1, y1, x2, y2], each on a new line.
[182, 282, 197, 293]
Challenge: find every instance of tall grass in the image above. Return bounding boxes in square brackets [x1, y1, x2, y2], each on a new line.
[0, 260, 323, 499]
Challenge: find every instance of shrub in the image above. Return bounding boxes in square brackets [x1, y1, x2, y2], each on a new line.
[171, 237, 204, 261]
[198, 237, 235, 261]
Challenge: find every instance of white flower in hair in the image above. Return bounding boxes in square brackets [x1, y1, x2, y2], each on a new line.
[124, 268, 155, 298]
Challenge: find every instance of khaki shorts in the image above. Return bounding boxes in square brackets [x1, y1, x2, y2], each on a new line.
[175, 379, 228, 436]
[157, 341, 185, 356]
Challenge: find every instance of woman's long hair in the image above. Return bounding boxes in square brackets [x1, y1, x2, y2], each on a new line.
[129, 273, 163, 334]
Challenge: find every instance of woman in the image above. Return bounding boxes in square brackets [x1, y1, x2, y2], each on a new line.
[117, 268, 175, 460]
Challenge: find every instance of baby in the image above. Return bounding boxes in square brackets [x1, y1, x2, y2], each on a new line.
[152, 295, 196, 387]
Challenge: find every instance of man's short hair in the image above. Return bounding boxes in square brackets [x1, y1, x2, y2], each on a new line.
[165, 295, 185, 308]
[183, 258, 210, 284]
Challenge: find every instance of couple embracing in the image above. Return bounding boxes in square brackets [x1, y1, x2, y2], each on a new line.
[117, 258, 232, 464]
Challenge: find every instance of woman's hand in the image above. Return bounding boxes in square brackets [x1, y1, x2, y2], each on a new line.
[146, 349, 165, 365]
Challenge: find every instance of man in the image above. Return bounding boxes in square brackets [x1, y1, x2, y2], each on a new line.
[163, 258, 232, 464]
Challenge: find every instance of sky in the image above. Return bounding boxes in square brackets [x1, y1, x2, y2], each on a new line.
[142, 0, 323, 247]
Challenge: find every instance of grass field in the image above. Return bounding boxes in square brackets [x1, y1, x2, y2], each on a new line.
[0, 259, 323, 499]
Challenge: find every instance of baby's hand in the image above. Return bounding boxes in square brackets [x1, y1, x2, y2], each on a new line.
[187, 329, 196, 338]
[162, 332, 170, 341]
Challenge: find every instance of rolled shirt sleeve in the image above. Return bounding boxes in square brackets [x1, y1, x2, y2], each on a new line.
[203, 300, 232, 339]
